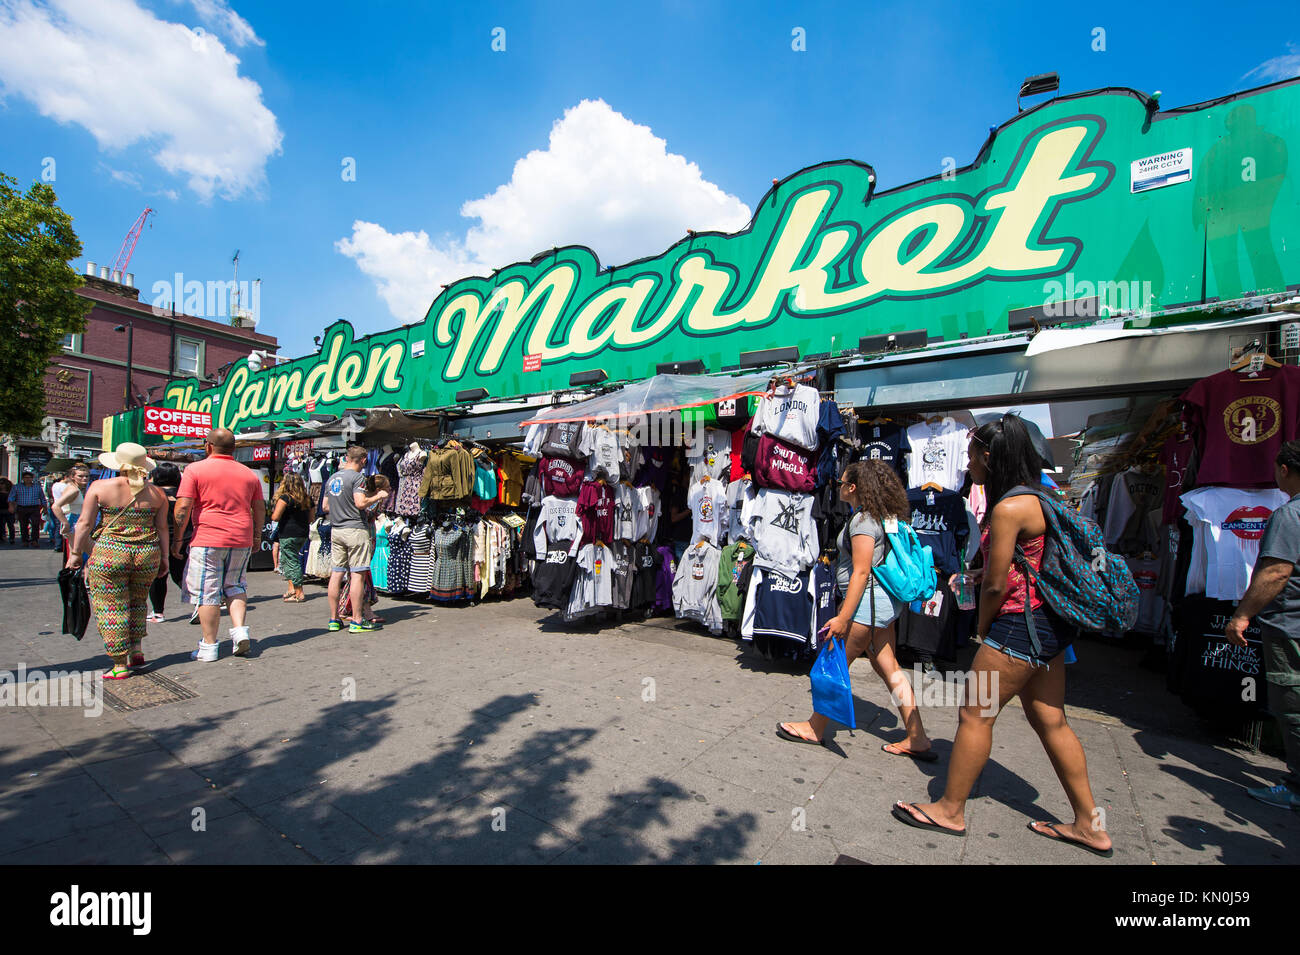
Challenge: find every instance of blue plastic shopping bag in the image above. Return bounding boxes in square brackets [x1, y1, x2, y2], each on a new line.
[810, 636, 856, 729]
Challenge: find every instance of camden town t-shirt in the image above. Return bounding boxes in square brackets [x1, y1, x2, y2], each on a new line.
[1181, 365, 1300, 487]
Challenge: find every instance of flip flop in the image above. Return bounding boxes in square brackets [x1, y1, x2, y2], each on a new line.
[1028, 821, 1114, 858]
[775, 723, 824, 746]
[882, 742, 940, 763]
[891, 802, 966, 837]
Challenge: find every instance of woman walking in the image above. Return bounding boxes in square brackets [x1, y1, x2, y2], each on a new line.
[271, 473, 314, 601]
[777, 460, 934, 758]
[891, 415, 1112, 856]
[53, 463, 90, 562]
[65, 443, 169, 680]
[146, 463, 182, 622]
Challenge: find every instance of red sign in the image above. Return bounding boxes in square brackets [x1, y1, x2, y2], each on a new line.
[305, 398, 316, 412]
[284, 439, 314, 456]
[523, 354, 542, 373]
[251, 445, 272, 462]
[142, 406, 212, 439]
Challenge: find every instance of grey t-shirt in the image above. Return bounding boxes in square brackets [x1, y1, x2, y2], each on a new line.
[1257, 494, 1300, 636]
[836, 511, 886, 592]
[326, 468, 366, 530]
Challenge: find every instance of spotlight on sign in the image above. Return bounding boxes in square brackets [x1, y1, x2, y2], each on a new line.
[656, 360, 707, 375]
[569, 369, 608, 387]
[739, 346, 799, 369]
[455, 388, 489, 403]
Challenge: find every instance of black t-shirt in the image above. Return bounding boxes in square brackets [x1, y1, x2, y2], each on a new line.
[532, 548, 578, 610]
[277, 501, 311, 539]
[632, 541, 660, 608]
[907, 487, 969, 575]
[855, 422, 905, 474]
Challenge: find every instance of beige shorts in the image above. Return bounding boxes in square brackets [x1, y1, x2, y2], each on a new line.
[331, 526, 374, 572]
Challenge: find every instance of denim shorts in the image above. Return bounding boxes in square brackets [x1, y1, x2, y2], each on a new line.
[848, 577, 901, 628]
[981, 605, 1072, 668]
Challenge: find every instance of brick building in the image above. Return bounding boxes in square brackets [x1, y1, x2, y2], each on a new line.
[3, 269, 278, 479]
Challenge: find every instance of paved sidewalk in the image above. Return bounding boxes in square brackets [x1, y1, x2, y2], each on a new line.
[1, 547, 1297, 864]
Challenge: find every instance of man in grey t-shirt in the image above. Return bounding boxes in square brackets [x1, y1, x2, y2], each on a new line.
[1228, 440, 1300, 810]
[324, 446, 388, 633]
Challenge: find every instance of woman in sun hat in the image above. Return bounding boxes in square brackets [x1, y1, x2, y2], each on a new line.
[66, 443, 170, 680]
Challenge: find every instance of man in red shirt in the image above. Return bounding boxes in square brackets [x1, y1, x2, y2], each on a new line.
[172, 429, 266, 662]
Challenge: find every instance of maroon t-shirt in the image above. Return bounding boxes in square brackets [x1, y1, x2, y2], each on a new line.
[577, 480, 615, 546]
[1181, 365, 1300, 487]
[1160, 435, 1196, 524]
[541, 456, 586, 497]
[753, 433, 816, 492]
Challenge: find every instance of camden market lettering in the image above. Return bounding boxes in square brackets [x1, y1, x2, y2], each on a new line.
[162, 324, 407, 433]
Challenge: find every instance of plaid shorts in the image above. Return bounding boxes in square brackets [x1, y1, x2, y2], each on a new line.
[183, 546, 251, 605]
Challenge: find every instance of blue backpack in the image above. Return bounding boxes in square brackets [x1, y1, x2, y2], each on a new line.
[1002, 486, 1139, 643]
[870, 518, 938, 604]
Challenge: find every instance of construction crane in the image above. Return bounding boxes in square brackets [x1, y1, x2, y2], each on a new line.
[111, 207, 154, 274]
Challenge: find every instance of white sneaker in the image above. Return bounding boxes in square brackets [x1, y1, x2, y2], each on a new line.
[191, 640, 219, 663]
[230, 626, 251, 657]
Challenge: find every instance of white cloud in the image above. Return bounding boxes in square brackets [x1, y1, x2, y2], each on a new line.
[187, 0, 262, 47]
[337, 99, 753, 323]
[1243, 43, 1300, 83]
[0, 0, 281, 200]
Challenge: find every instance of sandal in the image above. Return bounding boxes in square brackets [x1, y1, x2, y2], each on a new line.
[102, 665, 132, 681]
[1028, 821, 1114, 858]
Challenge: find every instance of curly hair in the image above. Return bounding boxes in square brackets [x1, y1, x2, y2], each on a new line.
[841, 459, 909, 522]
[274, 473, 312, 512]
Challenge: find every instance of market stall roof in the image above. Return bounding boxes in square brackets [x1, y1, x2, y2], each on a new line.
[519, 372, 774, 426]
[309, 407, 444, 439]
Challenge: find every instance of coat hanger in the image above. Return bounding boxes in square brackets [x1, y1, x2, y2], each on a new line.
[921, 481, 943, 492]
[1229, 341, 1282, 372]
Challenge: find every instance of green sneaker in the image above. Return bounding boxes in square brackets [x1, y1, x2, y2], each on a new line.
[349, 620, 378, 633]
[328, 619, 342, 632]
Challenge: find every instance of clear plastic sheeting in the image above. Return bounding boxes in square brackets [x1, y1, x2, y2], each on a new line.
[519, 373, 773, 426]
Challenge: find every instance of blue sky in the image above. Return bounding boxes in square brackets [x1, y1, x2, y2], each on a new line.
[1, 0, 1298, 358]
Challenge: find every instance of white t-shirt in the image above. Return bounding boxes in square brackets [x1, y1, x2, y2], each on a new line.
[572, 542, 615, 608]
[688, 428, 732, 481]
[580, 426, 622, 483]
[752, 383, 820, 451]
[745, 488, 819, 572]
[534, 495, 581, 556]
[612, 483, 636, 541]
[687, 478, 728, 547]
[726, 477, 754, 543]
[633, 485, 661, 542]
[1180, 486, 1287, 601]
[906, 419, 968, 490]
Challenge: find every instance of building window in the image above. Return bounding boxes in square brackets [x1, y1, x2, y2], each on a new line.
[176, 338, 203, 376]
[61, 333, 80, 352]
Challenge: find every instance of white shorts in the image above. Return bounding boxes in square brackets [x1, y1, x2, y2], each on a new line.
[183, 546, 251, 605]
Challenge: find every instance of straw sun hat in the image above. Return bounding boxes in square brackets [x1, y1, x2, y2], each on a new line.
[98, 442, 156, 487]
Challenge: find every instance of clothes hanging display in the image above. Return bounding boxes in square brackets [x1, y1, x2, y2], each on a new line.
[753, 434, 816, 492]
[907, 486, 971, 577]
[905, 417, 968, 490]
[744, 488, 819, 572]
[672, 540, 723, 633]
[687, 477, 727, 547]
[687, 428, 732, 482]
[1180, 363, 1300, 488]
[1180, 486, 1287, 601]
[751, 382, 820, 451]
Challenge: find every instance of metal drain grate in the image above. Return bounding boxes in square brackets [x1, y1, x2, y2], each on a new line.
[101, 670, 198, 712]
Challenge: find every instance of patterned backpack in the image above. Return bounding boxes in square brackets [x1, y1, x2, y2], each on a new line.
[1002, 486, 1139, 637]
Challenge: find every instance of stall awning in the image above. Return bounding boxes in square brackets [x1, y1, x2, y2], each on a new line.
[519, 372, 774, 426]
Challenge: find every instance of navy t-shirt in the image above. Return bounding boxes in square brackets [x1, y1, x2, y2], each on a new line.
[907, 487, 970, 576]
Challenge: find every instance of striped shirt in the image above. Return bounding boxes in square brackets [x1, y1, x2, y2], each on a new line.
[8, 483, 45, 507]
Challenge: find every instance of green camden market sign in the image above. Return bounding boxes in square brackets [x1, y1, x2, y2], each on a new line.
[115, 78, 1300, 441]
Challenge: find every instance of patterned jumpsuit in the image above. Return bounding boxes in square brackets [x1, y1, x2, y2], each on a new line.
[85, 502, 160, 660]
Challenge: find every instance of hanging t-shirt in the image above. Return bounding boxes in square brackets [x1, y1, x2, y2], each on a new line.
[815, 402, 847, 488]
[753, 434, 816, 492]
[580, 426, 623, 483]
[540, 421, 586, 460]
[540, 456, 586, 497]
[572, 542, 615, 608]
[672, 541, 723, 633]
[610, 540, 636, 610]
[856, 421, 906, 474]
[729, 420, 752, 482]
[906, 418, 969, 491]
[533, 495, 581, 556]
[726, 477, 754, 543]
[612, 483, 637, 541]
[687, 478, 728, 546]
[1159, 436, 1196, 525]
[635, 449, 670, 491]
[688, 428, 732, 482]
[1102, 469, 1165, 555]
[1122, 553, 1165, 634]
[1180, 486, 1287, 601]
[1181, 364, 1300, 487]
[577, 480, 616, 546]
[654, 545, 676, 612]
[532, 547, 578, 610]
[750, 569, 814, 654]
[633, 485, 661, 542]
[907, 487, 970, 576]
[809, 561, 837, 650]
[718, 540, 756, 622]
[751, 383, 820, 451]
[745, 488, 819, 572]
[632, 541, 661, 608]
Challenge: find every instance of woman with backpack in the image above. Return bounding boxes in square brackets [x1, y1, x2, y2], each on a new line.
[892, 414, 1113, 856]
[777, 460, 935, 758]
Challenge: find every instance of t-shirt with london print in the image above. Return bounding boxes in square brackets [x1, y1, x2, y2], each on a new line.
[1181, 365, 1300, 488]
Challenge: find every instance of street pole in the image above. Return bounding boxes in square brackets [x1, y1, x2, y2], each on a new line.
[125, 322, 134, 409]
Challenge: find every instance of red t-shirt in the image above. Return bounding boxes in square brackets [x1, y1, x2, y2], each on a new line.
[753, 433, 816, 491]
[1181, 365, 1300, 487]
[177, 454, 263, 548]
[576, 480, 615, 546]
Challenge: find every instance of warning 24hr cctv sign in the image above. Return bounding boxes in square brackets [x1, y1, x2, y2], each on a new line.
[1130, 147, 1192, 193]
